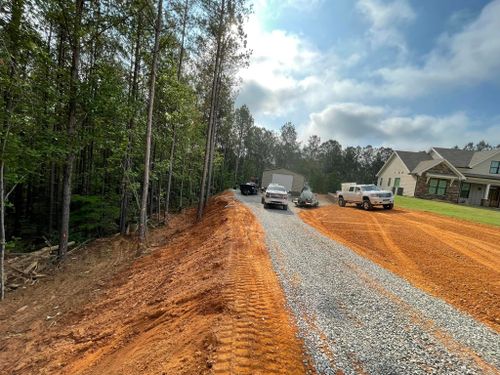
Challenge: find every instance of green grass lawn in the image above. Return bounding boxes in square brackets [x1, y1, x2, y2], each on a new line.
[394, 196, 500, 227]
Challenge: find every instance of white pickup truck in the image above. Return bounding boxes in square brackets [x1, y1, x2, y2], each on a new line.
[337, 183, 394, 210]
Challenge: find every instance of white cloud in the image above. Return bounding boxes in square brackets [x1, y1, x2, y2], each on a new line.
[238, 1, 351, 117]
[378, 0, 500, 97]
[236, 0, 500, 148]
[356, 0, 415, 52]
[303, 103, 500, 150]
[238, 3, 369, 118]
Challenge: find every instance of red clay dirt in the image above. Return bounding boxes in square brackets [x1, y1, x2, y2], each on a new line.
[0, 192, 312, 375]
[299, 204, 500, 332]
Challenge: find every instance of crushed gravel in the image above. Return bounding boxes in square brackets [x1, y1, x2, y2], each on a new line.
[236, 191, 500, 375]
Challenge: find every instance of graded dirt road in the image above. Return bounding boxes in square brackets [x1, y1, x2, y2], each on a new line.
[0, 193, 311, 375]
[300, 204, 500, 332]
[237, 192, 500, 374]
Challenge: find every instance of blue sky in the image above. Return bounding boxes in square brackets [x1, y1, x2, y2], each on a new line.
[236, 0, 500, 150]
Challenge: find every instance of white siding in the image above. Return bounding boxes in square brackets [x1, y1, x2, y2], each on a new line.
[378, 156, 417, 196]
[469, 153, 500, 176]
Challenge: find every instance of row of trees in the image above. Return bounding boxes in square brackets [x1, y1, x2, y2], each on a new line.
[0, 0, 251, 298]
[222, 116, 394, 194]
[221, 114, 499, 195]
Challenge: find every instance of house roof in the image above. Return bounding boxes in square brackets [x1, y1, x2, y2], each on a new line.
[461, 172, 500, 181]
[433, 147, 500, 168]
[378, 147, 499, 178]
[469, 149, 500, 167]
[395, 151, 433, 171]
[432, 148, 475, 168]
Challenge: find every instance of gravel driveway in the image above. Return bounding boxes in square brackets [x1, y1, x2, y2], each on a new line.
[236, 191, 500, 375]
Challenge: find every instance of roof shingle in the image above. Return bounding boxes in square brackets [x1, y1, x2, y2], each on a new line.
[395, 151, 433, 171]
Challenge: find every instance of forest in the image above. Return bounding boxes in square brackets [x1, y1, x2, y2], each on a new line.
[1, 1, 497, 299]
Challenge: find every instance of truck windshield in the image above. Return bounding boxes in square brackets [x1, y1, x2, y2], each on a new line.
[361, 185, 379, 191]
[270, 186, 286, 192]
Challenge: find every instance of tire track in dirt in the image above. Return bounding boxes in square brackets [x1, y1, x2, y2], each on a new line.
[367, 214, 423, 278]
[404, 217, 499, 272]
[238, 193, 500, 373]
[299, 205, 500, 332]
[407, 210, 500, 239]
[210, 198, 312, 375]
[345, 261, 499, 375]
[0, 193, 311, 375]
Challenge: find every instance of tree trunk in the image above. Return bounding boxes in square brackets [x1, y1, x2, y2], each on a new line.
[178, 153, 187, 209]
[139, 0, 163, 243]
[177, 0, 189, 81]
[164, 125, 176, 221]
[197, 0, 225, 220]
[120, 13, 142, 235]
[148, 142, 156, 218]
[58, 0, 84, 260]
[0, 162, 5, 300]
[205, 56, 224, 205]
[48, 161, 55, 235]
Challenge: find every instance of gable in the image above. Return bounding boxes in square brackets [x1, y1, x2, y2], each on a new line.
[396, 151, 433, 171]
[376, 153, 409, 177]
[423, 161, 462, 178]
[469, 152, 500, 175]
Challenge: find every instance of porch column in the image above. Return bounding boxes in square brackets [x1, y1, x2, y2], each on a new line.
[484, 184, 491, 199]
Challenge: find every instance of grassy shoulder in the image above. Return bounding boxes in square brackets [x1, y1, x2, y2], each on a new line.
[395, 196, 500, 227]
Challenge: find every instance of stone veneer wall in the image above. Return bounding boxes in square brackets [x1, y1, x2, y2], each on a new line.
[414, 163, 460, 203]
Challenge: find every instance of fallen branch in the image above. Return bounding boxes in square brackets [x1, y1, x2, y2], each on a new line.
[8, 242, 75, 257]
[67, 239, 92, 255]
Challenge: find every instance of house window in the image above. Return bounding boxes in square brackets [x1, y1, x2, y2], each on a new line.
[379, 177, 383, 186]
[394, 178, 400, 187]
[428, 178, 448, 195]
[388, 178, 391, 187]
[460, 183, 471, 198]
[490, 161, 500, 174]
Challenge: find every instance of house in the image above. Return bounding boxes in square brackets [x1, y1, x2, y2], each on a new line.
[376, 147, 500, 208]
[261, 168, 305, 194]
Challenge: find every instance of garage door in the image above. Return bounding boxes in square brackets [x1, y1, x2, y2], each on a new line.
[271, 174, 293, 192]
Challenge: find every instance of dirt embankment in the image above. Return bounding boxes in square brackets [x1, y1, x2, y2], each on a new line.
[299, 205, 500, 332]
[0, 192, 311, 375]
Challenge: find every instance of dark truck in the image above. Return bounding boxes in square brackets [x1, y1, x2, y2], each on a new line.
[239, 182, 258, 195]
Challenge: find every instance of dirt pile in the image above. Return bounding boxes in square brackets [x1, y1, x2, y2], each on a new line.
[300, 205, 500, 332]
[1, 192, 311, 375]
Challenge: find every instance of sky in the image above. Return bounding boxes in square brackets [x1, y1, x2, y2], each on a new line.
[235, 0, 500, 151]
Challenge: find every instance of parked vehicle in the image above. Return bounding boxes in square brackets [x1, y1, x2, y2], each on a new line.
[293, 186, 319, 207]
[337, 183, 394, 210]
[262, 184, 288, 210]
[240, 182, 258, 195]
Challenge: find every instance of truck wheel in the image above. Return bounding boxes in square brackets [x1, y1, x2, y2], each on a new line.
[362, 199, 372, 211]
[384, 204, 394, 210]
[283, 204, 288, 210]
[264, 203, 268, 209]
[338, 197, 346, 207]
